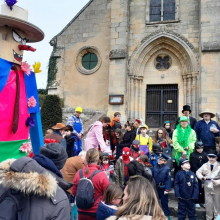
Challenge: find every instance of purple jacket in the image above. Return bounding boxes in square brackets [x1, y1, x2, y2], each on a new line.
[84, 121, 106, 151]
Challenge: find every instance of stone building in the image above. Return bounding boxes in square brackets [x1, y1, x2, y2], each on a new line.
[48, 0, 220, 128]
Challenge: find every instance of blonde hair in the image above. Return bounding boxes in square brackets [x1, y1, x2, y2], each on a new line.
[116, 176, 166, 220]
[102, 184, 123, 204]
[85, 148, 99, 174]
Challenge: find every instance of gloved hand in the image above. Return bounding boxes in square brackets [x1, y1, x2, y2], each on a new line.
[110, 170, 114, 175]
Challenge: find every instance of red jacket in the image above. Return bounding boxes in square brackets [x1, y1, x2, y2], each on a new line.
[72, 164, 110, 214]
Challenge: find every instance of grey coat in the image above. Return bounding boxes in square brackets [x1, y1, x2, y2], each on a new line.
[0, 157, 70, 220]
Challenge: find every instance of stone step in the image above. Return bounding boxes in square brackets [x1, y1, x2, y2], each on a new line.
[168, 200, 206, 220]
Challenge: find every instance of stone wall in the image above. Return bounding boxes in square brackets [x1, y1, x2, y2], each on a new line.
[199, 0, 220, 115]
[50, 0, 111, 112]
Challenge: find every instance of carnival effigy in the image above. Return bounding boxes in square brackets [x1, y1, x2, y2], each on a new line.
[0, 1, 44, 162]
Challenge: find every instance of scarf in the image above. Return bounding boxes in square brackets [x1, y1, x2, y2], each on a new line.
[176, 124, 192, 165]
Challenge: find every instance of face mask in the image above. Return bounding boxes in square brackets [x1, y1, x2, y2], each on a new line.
[122, 147, 131, 160]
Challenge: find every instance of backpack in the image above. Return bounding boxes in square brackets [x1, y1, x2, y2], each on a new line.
[0, 186, 30, 220]
[76, 169, 102, 210]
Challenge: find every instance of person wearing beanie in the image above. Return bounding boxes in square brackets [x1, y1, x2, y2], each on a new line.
[64, 125, 76, 157]
[99, 152, 116, 183]
[190, 140, 208, 208]
[40, 143, 68, 170]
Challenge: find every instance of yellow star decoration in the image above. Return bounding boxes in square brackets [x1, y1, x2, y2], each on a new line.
[32, 62, 42, 74]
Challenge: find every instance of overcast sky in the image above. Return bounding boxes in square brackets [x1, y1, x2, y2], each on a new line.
[3, 0, 90, 88]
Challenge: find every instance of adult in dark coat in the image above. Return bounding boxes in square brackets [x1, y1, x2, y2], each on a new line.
[176, 105, 197, 129]
[0, 157, 70, 220]
[194, 109, 220, 153]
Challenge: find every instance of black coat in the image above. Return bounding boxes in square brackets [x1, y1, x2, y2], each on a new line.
[120, 130, 136, 148]
[176, 116, 197, 129]
[190, 151, 208, 173]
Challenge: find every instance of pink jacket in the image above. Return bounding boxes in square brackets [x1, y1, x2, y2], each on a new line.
[84, 121, 106, 151]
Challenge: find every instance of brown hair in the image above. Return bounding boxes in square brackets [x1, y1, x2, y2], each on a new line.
[85, 148, 99, 174]
[140, 155, 149, 163]
[101, 116, 111, 123]
[116, 176, 166, 220]
[154, 128, 172, 145]
[115, 128, 124, 144]
[114, 112, 121, 117]
[102, 184, 123, 204]
[124, 121, 134, 131]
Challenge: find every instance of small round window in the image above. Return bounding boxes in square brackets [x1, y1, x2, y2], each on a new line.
[155, 55, 172, 71]
[82, 53, 98, 70]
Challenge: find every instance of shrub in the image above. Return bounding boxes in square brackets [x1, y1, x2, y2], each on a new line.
[41, 95, 62, 134]
[38, 94, 46, 107]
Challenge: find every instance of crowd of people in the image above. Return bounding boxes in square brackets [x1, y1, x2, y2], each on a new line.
[1, 105, 220, 220]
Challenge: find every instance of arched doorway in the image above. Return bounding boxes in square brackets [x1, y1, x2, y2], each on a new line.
[128, 29, 199, 124]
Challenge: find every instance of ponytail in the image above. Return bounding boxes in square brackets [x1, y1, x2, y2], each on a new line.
[85, 148, 99, 174]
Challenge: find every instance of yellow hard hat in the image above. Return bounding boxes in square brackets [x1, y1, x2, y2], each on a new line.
[75, 106, 83, 113]
[139, 124, 149, 129]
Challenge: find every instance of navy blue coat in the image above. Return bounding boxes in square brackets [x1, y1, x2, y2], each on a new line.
[153, 164, 171, 191]
[174, 170, 199, 200]
[194, 120, 220, 147]
[96, 201, 117, 220]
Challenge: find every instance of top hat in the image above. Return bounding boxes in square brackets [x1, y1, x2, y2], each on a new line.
[199, 109, 215, 118]
[52, 123, 68, 130]
[0, 4, 44, 42]
[182, 105, 191, 114]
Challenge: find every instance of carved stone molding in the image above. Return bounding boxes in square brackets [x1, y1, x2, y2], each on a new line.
[109, 49, 126, 59]
[129, 27, 199, 77]
[140, 28, 196, 53]
[202, 42, 220, 52]
[75, 46, 102, 75]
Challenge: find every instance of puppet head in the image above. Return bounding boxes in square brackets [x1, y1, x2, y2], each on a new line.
[122, 147, 131, 161]
[0, 4, 44, 64]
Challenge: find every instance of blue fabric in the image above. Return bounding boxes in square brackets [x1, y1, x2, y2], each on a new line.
[174, 170, 199, 200]
[153, 164, 171, 191]
[177, 198, 196, 220]
[194, 120, 220, 147]
[149, 154, 158, 172]
[72, 135, 82, 156]
[0, 57, 13, 94]
[157, 188, 170, 216]
[33, 154, 63, 178]
[29, 112, 44, 155]
[96, 202, 117, 220]
[24, 71, 40, 113]
[71, 204, 78, 220]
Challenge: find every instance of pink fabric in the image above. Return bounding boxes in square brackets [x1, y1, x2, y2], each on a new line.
[84, 121, 106, 152]
[0, 70, 29, 141]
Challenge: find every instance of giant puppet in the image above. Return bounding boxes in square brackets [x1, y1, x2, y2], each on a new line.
[0, 2, 44, 162]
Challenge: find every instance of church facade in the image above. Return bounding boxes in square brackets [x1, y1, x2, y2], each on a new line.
[48, 0, 220, 127]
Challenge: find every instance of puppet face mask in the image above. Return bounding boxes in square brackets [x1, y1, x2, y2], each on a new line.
[0, 26, 34, 65]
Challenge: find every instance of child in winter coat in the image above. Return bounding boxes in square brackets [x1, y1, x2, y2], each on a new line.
[115, 128, 124, 160]
[115, 147, 133, 188]
[96, 184, 123, 220]
[99, 153, 116, 183]
[135, 124, 152, 156]
[64, 125, 76, 157]
[110, 112, 122, 131]
[190, 140, 208, 208]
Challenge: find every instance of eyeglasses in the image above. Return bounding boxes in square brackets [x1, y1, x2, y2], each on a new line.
[158, 133, 163, 135]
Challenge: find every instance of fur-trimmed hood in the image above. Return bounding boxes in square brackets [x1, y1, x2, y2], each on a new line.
[0, 157, 57, 198]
